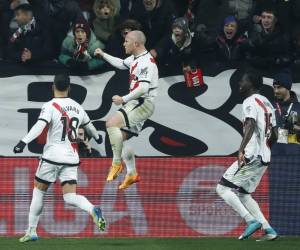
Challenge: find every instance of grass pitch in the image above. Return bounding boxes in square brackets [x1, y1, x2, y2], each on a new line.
[1, 237, 299, 250]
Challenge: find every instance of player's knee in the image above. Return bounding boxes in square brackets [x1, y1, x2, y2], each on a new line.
[216, 184, 228, 196]
[63, 193, 76, 205]
[122, 146, 135, 160]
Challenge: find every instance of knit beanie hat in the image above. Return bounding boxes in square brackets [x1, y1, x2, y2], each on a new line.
[73, 18, 91, 39]
[224, 16, 237, 26]
[172, 17, 189, 34]
[273, 71, 293, 90]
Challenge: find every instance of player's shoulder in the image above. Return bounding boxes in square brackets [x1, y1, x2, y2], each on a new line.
[41, 99, 54, 109]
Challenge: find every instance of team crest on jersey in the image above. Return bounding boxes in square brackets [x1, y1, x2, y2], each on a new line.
[140, 67, 148, 77]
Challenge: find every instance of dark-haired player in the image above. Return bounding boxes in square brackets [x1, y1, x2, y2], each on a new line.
[216, 71, 279, 241]
[13, 74, 105, 242]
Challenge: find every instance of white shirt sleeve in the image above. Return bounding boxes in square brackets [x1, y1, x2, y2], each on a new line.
[84, 122, 99, 140]
[243, 100, 257, 120]
[81, 110, 91, 126]
[122, 82, 149, 103]
[102, 53, 132, 70]
[22, 120, 48, 144]
[38, 102, 52, 124]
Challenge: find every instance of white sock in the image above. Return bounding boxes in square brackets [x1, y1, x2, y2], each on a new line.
[28, 188, 46, 230]
[107, 127, 123, 164]
[63, 193, 94, 215]
[238, 193, 271, 229]
[122, 144, 136, 176]
[216, 184, 254, 223]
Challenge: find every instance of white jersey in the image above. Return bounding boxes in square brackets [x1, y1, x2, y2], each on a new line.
[123, 51, 159, 101]
[38, 97, 90, 164]
[242, 94, 276, 163]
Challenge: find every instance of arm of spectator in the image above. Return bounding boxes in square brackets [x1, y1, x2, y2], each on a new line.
[6, 42, 23, 62]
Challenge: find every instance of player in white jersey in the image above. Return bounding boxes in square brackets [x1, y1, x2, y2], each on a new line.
[94, 30, 159, 190]
[216, 71, 279, 241]
[13, 74, 105, 242]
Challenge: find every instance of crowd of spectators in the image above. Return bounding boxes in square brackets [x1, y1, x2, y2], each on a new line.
[0, 0, 300, 74]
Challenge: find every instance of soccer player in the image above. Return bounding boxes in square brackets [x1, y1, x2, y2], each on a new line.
[94, 30, 158, 190]
[13, 74, 106, 242]
[216, 71, 279, 241]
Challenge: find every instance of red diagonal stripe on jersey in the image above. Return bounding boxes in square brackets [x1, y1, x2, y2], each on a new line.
[255, 97, 268, 113]
[130, 82, 140, 92]
[130, 62, 138, 74]
[52, 102, 78, 152]
[150, 57, 157, 64]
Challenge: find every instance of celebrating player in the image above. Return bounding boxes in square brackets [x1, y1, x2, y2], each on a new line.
[216, 71, 279, 241]
[13, 74, 106, 242]
[94, 30, 158, 190]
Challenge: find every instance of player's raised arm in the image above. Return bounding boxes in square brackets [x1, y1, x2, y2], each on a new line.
[94, 48, 128, 70]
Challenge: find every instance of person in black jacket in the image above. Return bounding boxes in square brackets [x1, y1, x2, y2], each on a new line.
[28, 0, 84, 58]
[6, 3, 53, 64]
[215, 15, 247, 63]
[151, 17, 199, 73]
[246, 9, 291, 70]
[78, 126, 101, 157]
[106, 18, 142, 58]
[129, 0, 177, 50]
[271, 70, 300, 155]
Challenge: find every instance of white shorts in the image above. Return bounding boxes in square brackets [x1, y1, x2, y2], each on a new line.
[35, 159, 78, 185]
[118, 98, 154, 136]
[221, 157, 267, 193]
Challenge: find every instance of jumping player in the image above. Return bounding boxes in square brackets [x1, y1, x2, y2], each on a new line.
[94, 30, 158, 190]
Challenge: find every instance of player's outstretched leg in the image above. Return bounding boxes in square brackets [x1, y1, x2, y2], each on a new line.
[63, 192, 106, 231]
[19, 188, 45, 243]
[238, 193, 278, 241]
[119, 145, 140, 190]
[106, 125, 124, 181]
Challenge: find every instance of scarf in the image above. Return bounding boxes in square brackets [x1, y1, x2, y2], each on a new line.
[73, 39, 91, 61]
[10, 17, 36, 43]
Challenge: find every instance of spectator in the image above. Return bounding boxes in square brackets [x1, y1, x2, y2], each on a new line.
[214, 16, 247, 63]
[130, 0, 177, 49]
[246, 9, 291, 70]
[78, 126, 101, 157]
[272, 70, 300, 155]
[253, 0, 296, 35]
[150, 17, 199, 73]
[6, 3, 53, 64]
[28, 0, 84, 57]
[194, 0, 231, 38]
[59, 18, 105, 72]
[106, 18, 142, 58]
[92, 0, 120, 43]
[0, 0, 11, 59]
